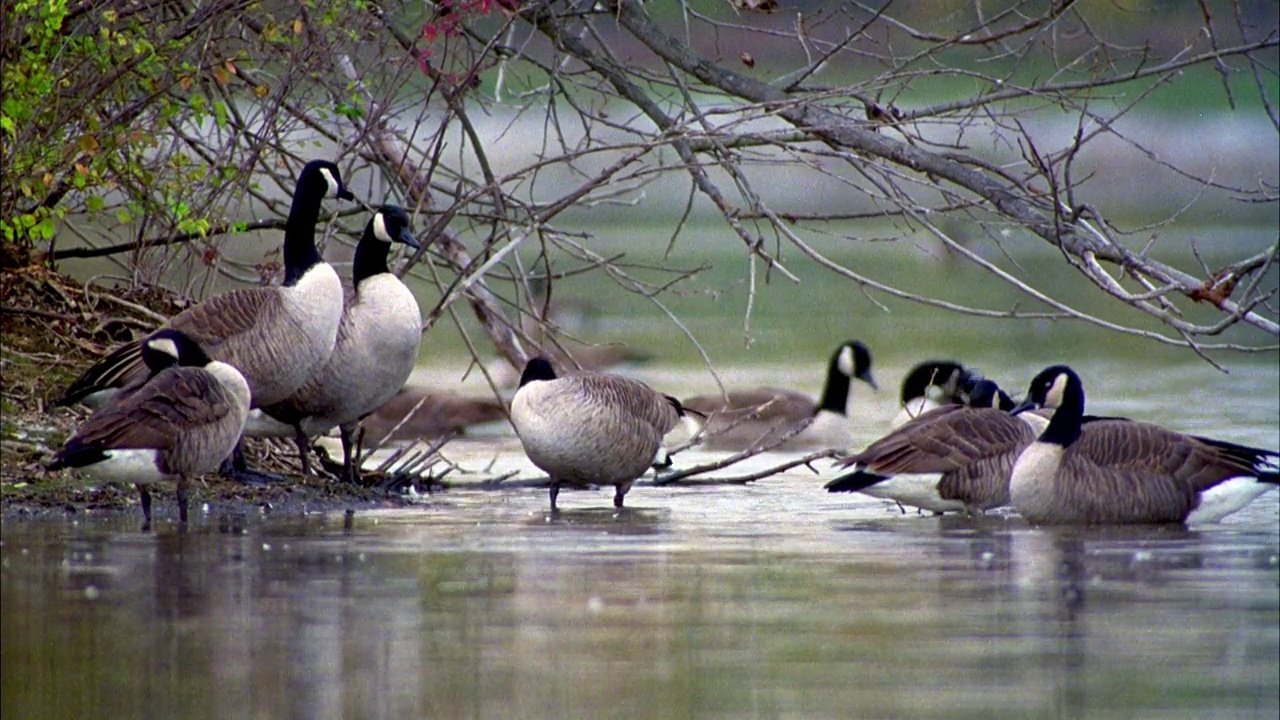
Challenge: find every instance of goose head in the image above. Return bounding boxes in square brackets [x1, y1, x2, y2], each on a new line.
[518, 357, 558, 387]
[301, 159, 356, 202]
[370, 205, 421, 250]
[1012, 365, 1083, 415]
[836, 340, 877, 391]
[353, 205, 423, 284]
[141, 329, 213, 372]
[899, 360, 968, 406]
[964, 378, 1015, 411]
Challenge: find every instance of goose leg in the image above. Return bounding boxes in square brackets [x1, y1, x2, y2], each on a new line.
[614, 481, 631, 509]
[549, 480, 560, 513]
[137, 484, 152, 529]
[219, 439, 288, 486]
[292, 426, 313, 477]
[339, 422, 360, 485]
[176, 476, 189, 524]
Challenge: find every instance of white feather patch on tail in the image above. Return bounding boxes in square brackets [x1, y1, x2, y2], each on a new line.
[1187, 477, 1277, 525]
[856, 473, 963, 514]
[84, 449, 166, 486]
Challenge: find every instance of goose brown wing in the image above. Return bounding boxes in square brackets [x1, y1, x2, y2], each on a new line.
[67, 368, 238, 452]
[1075, 420, 1267, 492]
[165, 287, 279, 355]
[839, 405, 1035, 475]
[578, 374, 682, 434]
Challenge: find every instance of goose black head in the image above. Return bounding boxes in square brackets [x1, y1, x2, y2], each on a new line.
[1012, 365, 1081, 415]
[371, 205, 421, 249]
[299, 159, 356, 202]
[141, 329, 213, 372]
[899, 360, 967, 405]
[518, 357, 558, 387]
[966, 379, 1015, 411]
[835, 340, 877, 391]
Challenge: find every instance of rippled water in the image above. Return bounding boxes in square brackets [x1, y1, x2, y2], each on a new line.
[3, 359, 1278, 719]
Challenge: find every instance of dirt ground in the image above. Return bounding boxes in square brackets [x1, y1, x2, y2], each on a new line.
[0, 267, 416, 522]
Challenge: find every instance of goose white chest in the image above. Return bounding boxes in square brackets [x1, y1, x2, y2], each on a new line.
[1009, 441, 1065, 515]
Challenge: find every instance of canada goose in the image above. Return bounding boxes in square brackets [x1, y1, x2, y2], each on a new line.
[56, 159, 353, 483]
[254, 206, 423, 482]
[681, 340, 877, 451]
[890, 360, 973, 428]
[45, 330, 250, 525]
[361, 386, 508, 445]
[827, 378, 1045, 514]
[510, 357, 687, 512]
[1009, 365, 1279, 525]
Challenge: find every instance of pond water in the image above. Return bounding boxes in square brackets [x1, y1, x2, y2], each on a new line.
[3, 358, 1278, 719]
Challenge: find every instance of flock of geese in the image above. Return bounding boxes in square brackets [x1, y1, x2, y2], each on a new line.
[43, 159, 1279, 528]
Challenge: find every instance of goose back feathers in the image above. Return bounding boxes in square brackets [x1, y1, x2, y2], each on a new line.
[47, 330, 250, 524]
[682, 340, 876, 451]
[1010, 365, 1279, 525]
[510, 357, 685, 511]
[56, 159, 353, 409]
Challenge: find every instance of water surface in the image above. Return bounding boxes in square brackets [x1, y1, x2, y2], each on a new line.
[3, 359, 1277, 719]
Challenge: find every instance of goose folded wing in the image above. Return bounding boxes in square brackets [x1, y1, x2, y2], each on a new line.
[71, 369, 237, 451]
[839, 406, 1033, 474]
[166, 287, 278, 354]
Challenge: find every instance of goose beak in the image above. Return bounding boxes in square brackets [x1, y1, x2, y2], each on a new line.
[337, 187, 356, 201]
[399, 227, 421, 249]
[1010, 397, 1039, 416]
[858, 372, 879, 391]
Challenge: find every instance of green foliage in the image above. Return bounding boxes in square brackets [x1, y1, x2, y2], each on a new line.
[0, 1, 234, 267]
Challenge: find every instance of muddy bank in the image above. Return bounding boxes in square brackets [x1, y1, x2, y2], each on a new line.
[0, 268, 436, 522]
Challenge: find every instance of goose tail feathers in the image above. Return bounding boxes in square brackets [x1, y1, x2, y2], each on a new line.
[56, 341, 148, 406]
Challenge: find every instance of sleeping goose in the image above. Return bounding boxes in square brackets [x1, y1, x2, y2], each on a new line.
[890, 360, 973, 428]
[826, 378, 1046, 514]
[55, 159, 354, 483]
[510, 357, 687, 512]
[45, 329, 250, 526]
[682, 340, 877, 452]
[1009, 365, 1279, 525]
[256, 206, 423, 482]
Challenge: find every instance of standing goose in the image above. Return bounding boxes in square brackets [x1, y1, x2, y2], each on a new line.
[510, 357, 687, 512]
[46, 329, 250, 526]
[55, 159, 354, 483]
[682, 340, 877, 452]
[827, 378, 1046, 514]
[1009, 365, 1279, 525]
[890, 360, 973, 428]
[257, 206, 423, 483]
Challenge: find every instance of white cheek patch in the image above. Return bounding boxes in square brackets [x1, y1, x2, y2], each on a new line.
[373, 213, 392, 243]
[146, 337, 180, 361]
[1044, 374, 1069, 408]
[319, 167, 339, 197]
[836, 346, 854, 376]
